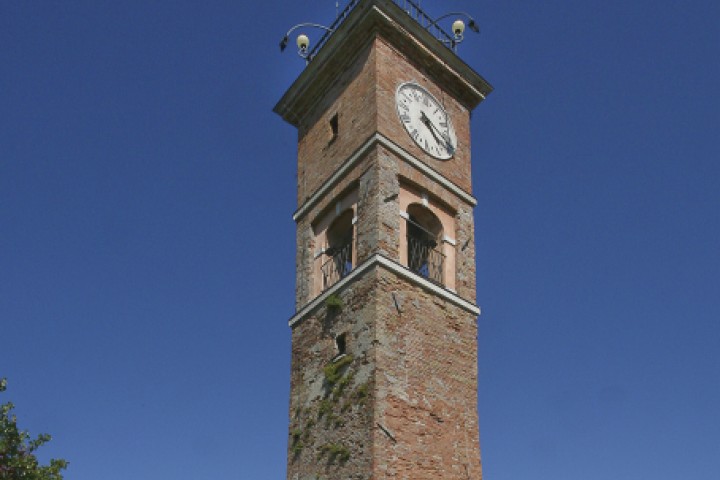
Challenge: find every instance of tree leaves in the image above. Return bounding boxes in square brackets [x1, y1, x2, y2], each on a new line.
[0, 378, 68, 480]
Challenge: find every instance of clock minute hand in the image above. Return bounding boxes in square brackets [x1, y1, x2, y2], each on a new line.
[420, 111, 443, 144]
[421, 112, 454, 153]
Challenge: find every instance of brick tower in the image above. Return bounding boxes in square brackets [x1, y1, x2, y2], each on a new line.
[274, 1, 492, 479]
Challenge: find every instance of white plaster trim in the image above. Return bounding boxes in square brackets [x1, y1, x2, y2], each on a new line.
[314, 248, 325, 259]
[443, 235, 457, 246]
[399, 210, 409, 220]
[352, 216, 358, 225]
[288, 254, 480, 327]
[292, 136, 376, 222]
[292, 133, 477, 222]
[374, 255, 480, 316]
[331, 352, 349, 363]
[376, 134, 477, 207]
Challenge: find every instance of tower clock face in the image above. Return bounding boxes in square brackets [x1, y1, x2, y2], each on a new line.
[395, 82, 457, 160]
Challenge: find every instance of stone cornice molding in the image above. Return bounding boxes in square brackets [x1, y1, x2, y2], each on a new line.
[288, 253, 480, 328]
[292, 133, 477, 223]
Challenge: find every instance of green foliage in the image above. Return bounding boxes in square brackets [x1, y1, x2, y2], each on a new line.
[301, 358, 367, 462]
[323, 355, 353, 386]
[331, 372, 354, 400]
[290, 415, 320, 460]
[291, 441, 304, 455]
[325, 294, 343, 310]
[319, 356, 356, 427]
[0, 378, 68, 480]
[290, 429, 304, 456]
[317, 399, 333, 419]
[317, 398, 339, 427]
[318, 443, 350, 463]
[341, 382, 370, 413]
[354, 383, 369, 405]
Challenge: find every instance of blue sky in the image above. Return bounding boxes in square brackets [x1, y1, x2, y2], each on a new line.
[1, 1, 719, 479]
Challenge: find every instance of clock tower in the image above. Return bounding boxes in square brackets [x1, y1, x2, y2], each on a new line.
[274, 1, 492, 479]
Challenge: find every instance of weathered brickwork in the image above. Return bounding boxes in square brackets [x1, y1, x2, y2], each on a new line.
[295, 35, 477, 211]
[378, 148, 476, 302]
[288, 265, 481, 480]
[281, 3, 490, 479]
[288, 269, 385, 480]
[372, 271, 481, 480]
[294, 139, 477, 309]
[296, 44, 377, 205]
[295, 148, 377, 308]
[374, 37, 473, 194]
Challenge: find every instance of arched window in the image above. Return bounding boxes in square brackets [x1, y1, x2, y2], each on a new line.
[406, 204, 444, 284]
[321, 209, 354, 290]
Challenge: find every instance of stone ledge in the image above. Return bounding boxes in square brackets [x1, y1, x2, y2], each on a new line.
[289, 253, 480, 328]
[292, 133, 477, 223]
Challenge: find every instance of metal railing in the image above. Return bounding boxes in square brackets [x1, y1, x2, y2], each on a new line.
[307, 0, 457, 61]
[307, 0, 360, 61]
[392, 0, 456, 46]
[406, 218, 444, 285]
[321, 237, 354, 290]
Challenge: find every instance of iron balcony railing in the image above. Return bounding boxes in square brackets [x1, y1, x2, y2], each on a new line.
[406, 218, 445, 285]
[307, 0, 457, 61]
[321, 236, 354, 290]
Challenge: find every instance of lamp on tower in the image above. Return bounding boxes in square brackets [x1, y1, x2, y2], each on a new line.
[279, 23, 335, 61]
[427, 12, 480, 48]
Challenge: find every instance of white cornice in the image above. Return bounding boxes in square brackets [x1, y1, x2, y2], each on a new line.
[292, 133, 476, 222]
[288, 255, 377, 328]
[293, 135, 376, 222]
[288, 254, 480, 328]
[378, 135, 477, 207]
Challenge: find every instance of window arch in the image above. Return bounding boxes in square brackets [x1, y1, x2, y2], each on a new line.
[320, 209, 355, 291]
[398, 183, 456, 290]
[406, 204, 444, 284]
[311, 189, 359, 297]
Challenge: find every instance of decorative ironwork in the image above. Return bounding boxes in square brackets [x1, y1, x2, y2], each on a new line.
[307, 0, 459, 61]
[407, 218, 444, 284]
[307, 0, 360, 61]
[321, 235, 354, 290]
[391, 0, 456, 46]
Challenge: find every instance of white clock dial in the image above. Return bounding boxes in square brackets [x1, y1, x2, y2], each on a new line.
[395, 82, 457, 160]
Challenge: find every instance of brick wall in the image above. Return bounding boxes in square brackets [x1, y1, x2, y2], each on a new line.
[287, 272, 379, 480]
[287, 25, 482, 480]
[373, 271, 482, 480]
[296, 43, 378, 205]
[374, 37, 473, 194]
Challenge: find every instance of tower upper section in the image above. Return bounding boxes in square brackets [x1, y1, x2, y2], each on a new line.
[274, 0, 493, 208]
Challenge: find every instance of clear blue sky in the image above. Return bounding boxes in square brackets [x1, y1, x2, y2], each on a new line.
[2, 1, 719, 479]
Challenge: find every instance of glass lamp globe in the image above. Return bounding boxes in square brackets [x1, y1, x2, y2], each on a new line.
[452, 20, 466, 36]
[296, 34, 309, 50]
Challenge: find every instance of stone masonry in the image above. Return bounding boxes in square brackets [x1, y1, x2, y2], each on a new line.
[275, 2, 492, 479]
